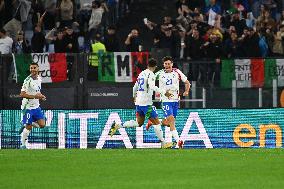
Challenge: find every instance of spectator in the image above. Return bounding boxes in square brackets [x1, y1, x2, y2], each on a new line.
[177, 0, 192, 17]
[100, 0, 110, 29]
[252, 0, 261, 18]
[240, 0, 253, 12]
[272, 24, 284, 56]
[78, 0, 93, 34]
[31, 0, 45, 28]
[177, 28, 186, 59]
[187, 29, 204, 60]
[3, 0, 31, 41]
[157, 27, 179, 58]
[204, 0, 222, 15]
[212, 14, 224, 35]
[45, 27, 66, 53]
[205, 0, 222, 26]
[57, 0, 76, 28]
[125, 28, 142, 52]
[264, 27, 275, 55]
[145, 16, 174, 34]
[246, 12, 256, 28]
[189, 17, 209, 36]
[224, 32, 243, 58]
[260, 0, 277, 19]
[43, 0, 57, 30]
[222, 25, 237, 43]
[240, 27, 261, 57]
[259, 28, 269, 57]
[159, 16, 174, 34]
[230, 11, 247, 36]
[31, 24, 45, 53]
[88, 33, 106, 81]
[152, 33, 161, 49]
[63, 26, 79, 53]
[193, 8, 205, 22]
[13, 30, 31, 53]
[278, 10, 284, 25]
[106, 0, 117, 25]
[0, 27, 14, 83]
[257, 9, 276, 31]
[202, 32, 224, 85]
[88, 0, 104, 41]
[0, 28, 13, 54]
[118, 0, 131, 17]
[186, 28, 205, 82]
[104, 25, 120, 52]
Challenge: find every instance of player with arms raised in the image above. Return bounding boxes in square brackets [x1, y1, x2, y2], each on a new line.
[110, 58, 173, 148]
[19, 62, 47, 149]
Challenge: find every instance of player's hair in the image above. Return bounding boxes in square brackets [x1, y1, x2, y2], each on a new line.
[30, 62, 39, 67]
[0, 28, 6, 34]
[148, 58, 157, 67]
[162, 56, 173, 63]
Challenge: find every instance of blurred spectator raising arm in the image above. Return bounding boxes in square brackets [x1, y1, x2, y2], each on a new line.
[0, 28, 13, 54]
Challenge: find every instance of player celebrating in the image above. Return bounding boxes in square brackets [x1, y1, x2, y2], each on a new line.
[110, 58, 173, 148]
[19, 62, 47, 149]
[148, 56, 190, 148]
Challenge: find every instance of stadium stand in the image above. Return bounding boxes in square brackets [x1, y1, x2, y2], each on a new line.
[1, 0, 284, 109]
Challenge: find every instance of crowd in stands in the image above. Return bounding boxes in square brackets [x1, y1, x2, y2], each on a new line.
[0, 0, 131, 54]
[1, 0, 283, 58]
[141, 0, 284, 60]
[1, 0, 284, 85]
[138, 0, 284, 84]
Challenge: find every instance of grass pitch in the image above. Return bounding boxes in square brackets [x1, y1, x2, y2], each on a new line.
[0, 149, 283, 189]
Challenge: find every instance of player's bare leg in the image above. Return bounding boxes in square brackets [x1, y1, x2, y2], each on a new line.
[146, 118, 169, 131]
[110, 115, 144, 136]
[20, 119, 46, 134]
[36, 119, 46, 128]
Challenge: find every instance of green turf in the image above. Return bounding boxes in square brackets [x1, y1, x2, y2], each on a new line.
[0, 149, 283, 189]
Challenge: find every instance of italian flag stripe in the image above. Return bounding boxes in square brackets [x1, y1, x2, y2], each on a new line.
[251, 58, 264, 88]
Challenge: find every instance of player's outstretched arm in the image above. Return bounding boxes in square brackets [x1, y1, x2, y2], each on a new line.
[20, 91, 46, 100]
[20, 91, 37, 99]
[35, 93, 46, 101]
[183, 80, 191, 96]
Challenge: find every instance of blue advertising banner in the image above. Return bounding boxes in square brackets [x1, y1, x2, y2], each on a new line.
[0, 109, 283, 149]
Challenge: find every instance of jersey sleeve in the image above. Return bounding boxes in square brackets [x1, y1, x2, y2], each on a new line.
[148, 72, 165, 95]
[21, 79, 30, 92]
[176, 69, 188, 82]
[155, 70, 162, 80]
[133, 81, 138, 98]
